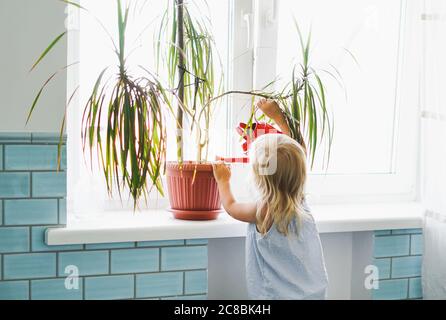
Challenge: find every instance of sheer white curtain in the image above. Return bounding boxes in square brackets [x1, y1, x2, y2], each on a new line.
[421, 0, 446, 300]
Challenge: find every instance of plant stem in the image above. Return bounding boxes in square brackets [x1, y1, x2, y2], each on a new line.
[176, 0, 185, 162]
[203, 87, 304, 111]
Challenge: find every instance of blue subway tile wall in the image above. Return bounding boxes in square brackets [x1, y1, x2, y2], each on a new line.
[0, 132, 208, 300]
[161, 246, 208, 271]
[0, 132, 423, 300]
[372, 258, 391, 279]
[4, 253, 57, 280]
[4, 145, 59, 171]
[185, 270, 208, 295]
[409, 277, 422, 299]
[410, 234, 423, 255]
[136, 272, 183, 298]
[0, 173, 30, 198]
[32, 172, 67, 198]
[0, 227, 30, 253]
[373, 278, 409, 300]
[110, 248, 159, 274]
[392, 256, 422, 278]
[31, 278, 83, 300]
[0, 281, 29, 300]
[0, 145, 3, 170]
[373, 229, 423, 300]
[58, 251, 110, 276]
[85, 275, 134, 300]
[374, 234, 410, 258]
[4, 199, 58, 225]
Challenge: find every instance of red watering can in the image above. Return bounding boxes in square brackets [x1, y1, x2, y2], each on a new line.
[216, 122, 283, 163]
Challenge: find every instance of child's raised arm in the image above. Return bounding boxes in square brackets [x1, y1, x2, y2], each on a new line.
[257, 99, 307, 153]
[212, 162, 257, 223]
[256, 99, 290, 136]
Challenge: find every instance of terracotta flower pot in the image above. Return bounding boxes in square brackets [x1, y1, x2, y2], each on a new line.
[166, 161, 222, 220]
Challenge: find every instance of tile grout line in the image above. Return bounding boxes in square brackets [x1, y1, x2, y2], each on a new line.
[0, 268, 208, 283]
[56, 251, 59, 277]
[108, 250, 112, 274]
[0, 169, 67, 173]
[406, 278, 410, 299]
[389, 256, 393, 279]
[28, 279, 31, 300]
[182, 271, 186, 296]
[1, 222, 71, 228]
[407, 276, 412, 299]
[382, 275, 422, 281]
[159, 247, 162, 272]
[29, 172, 33, 198]
[2, 144, 5, 170]
[374, 253, 422, 259]
[1, 253, 4, 280]
[0, 197, 64, 201]
[82, 277, 86, 300]
[133, 274, 137, 299]
[375, 232, 422, 238]
[0, 244, 210, 255]
[29, 226, 32, 252]
[57, 199, 60, 225]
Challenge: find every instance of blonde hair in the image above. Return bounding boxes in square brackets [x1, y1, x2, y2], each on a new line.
[250, 134, 307, 235]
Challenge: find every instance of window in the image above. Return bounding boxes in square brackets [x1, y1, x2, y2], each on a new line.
[276, 0, 403, 175]
[67, 0, 422, 215]
[230, 0, 421, 202]
[67, 0, 231, 213]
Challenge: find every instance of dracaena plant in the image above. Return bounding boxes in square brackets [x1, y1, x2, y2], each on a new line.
[263, 24, 334, 167]
[208, 23, 337, 168]
[28, 0, 175, 207]
[155, 0, 223, 162]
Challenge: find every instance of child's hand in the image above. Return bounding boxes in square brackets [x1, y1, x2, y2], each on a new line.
[256, 98, 291, 136]
[256, 99, 282, 122]
[212, 161, 231, 184]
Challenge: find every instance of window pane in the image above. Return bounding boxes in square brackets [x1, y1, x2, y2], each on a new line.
[276, 0, 404, 174]
[79, 0, 229, 160]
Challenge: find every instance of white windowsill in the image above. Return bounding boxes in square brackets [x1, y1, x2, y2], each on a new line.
[46, 202, 424, 245]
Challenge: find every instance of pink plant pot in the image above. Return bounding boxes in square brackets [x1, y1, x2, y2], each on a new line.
[166, 161, 222, 220]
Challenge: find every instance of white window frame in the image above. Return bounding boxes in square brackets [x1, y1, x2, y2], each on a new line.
[229, 0, 422, 204]
[66, 0, 422, 213]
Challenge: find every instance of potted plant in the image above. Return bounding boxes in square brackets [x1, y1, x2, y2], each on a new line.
[156, 0, 224, 220]
[28, 0, 224, 217]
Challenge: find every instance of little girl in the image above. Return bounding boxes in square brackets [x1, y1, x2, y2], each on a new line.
[212, 100, 328, 300]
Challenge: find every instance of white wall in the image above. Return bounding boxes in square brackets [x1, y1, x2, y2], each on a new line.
[0, 0, 67, 132]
